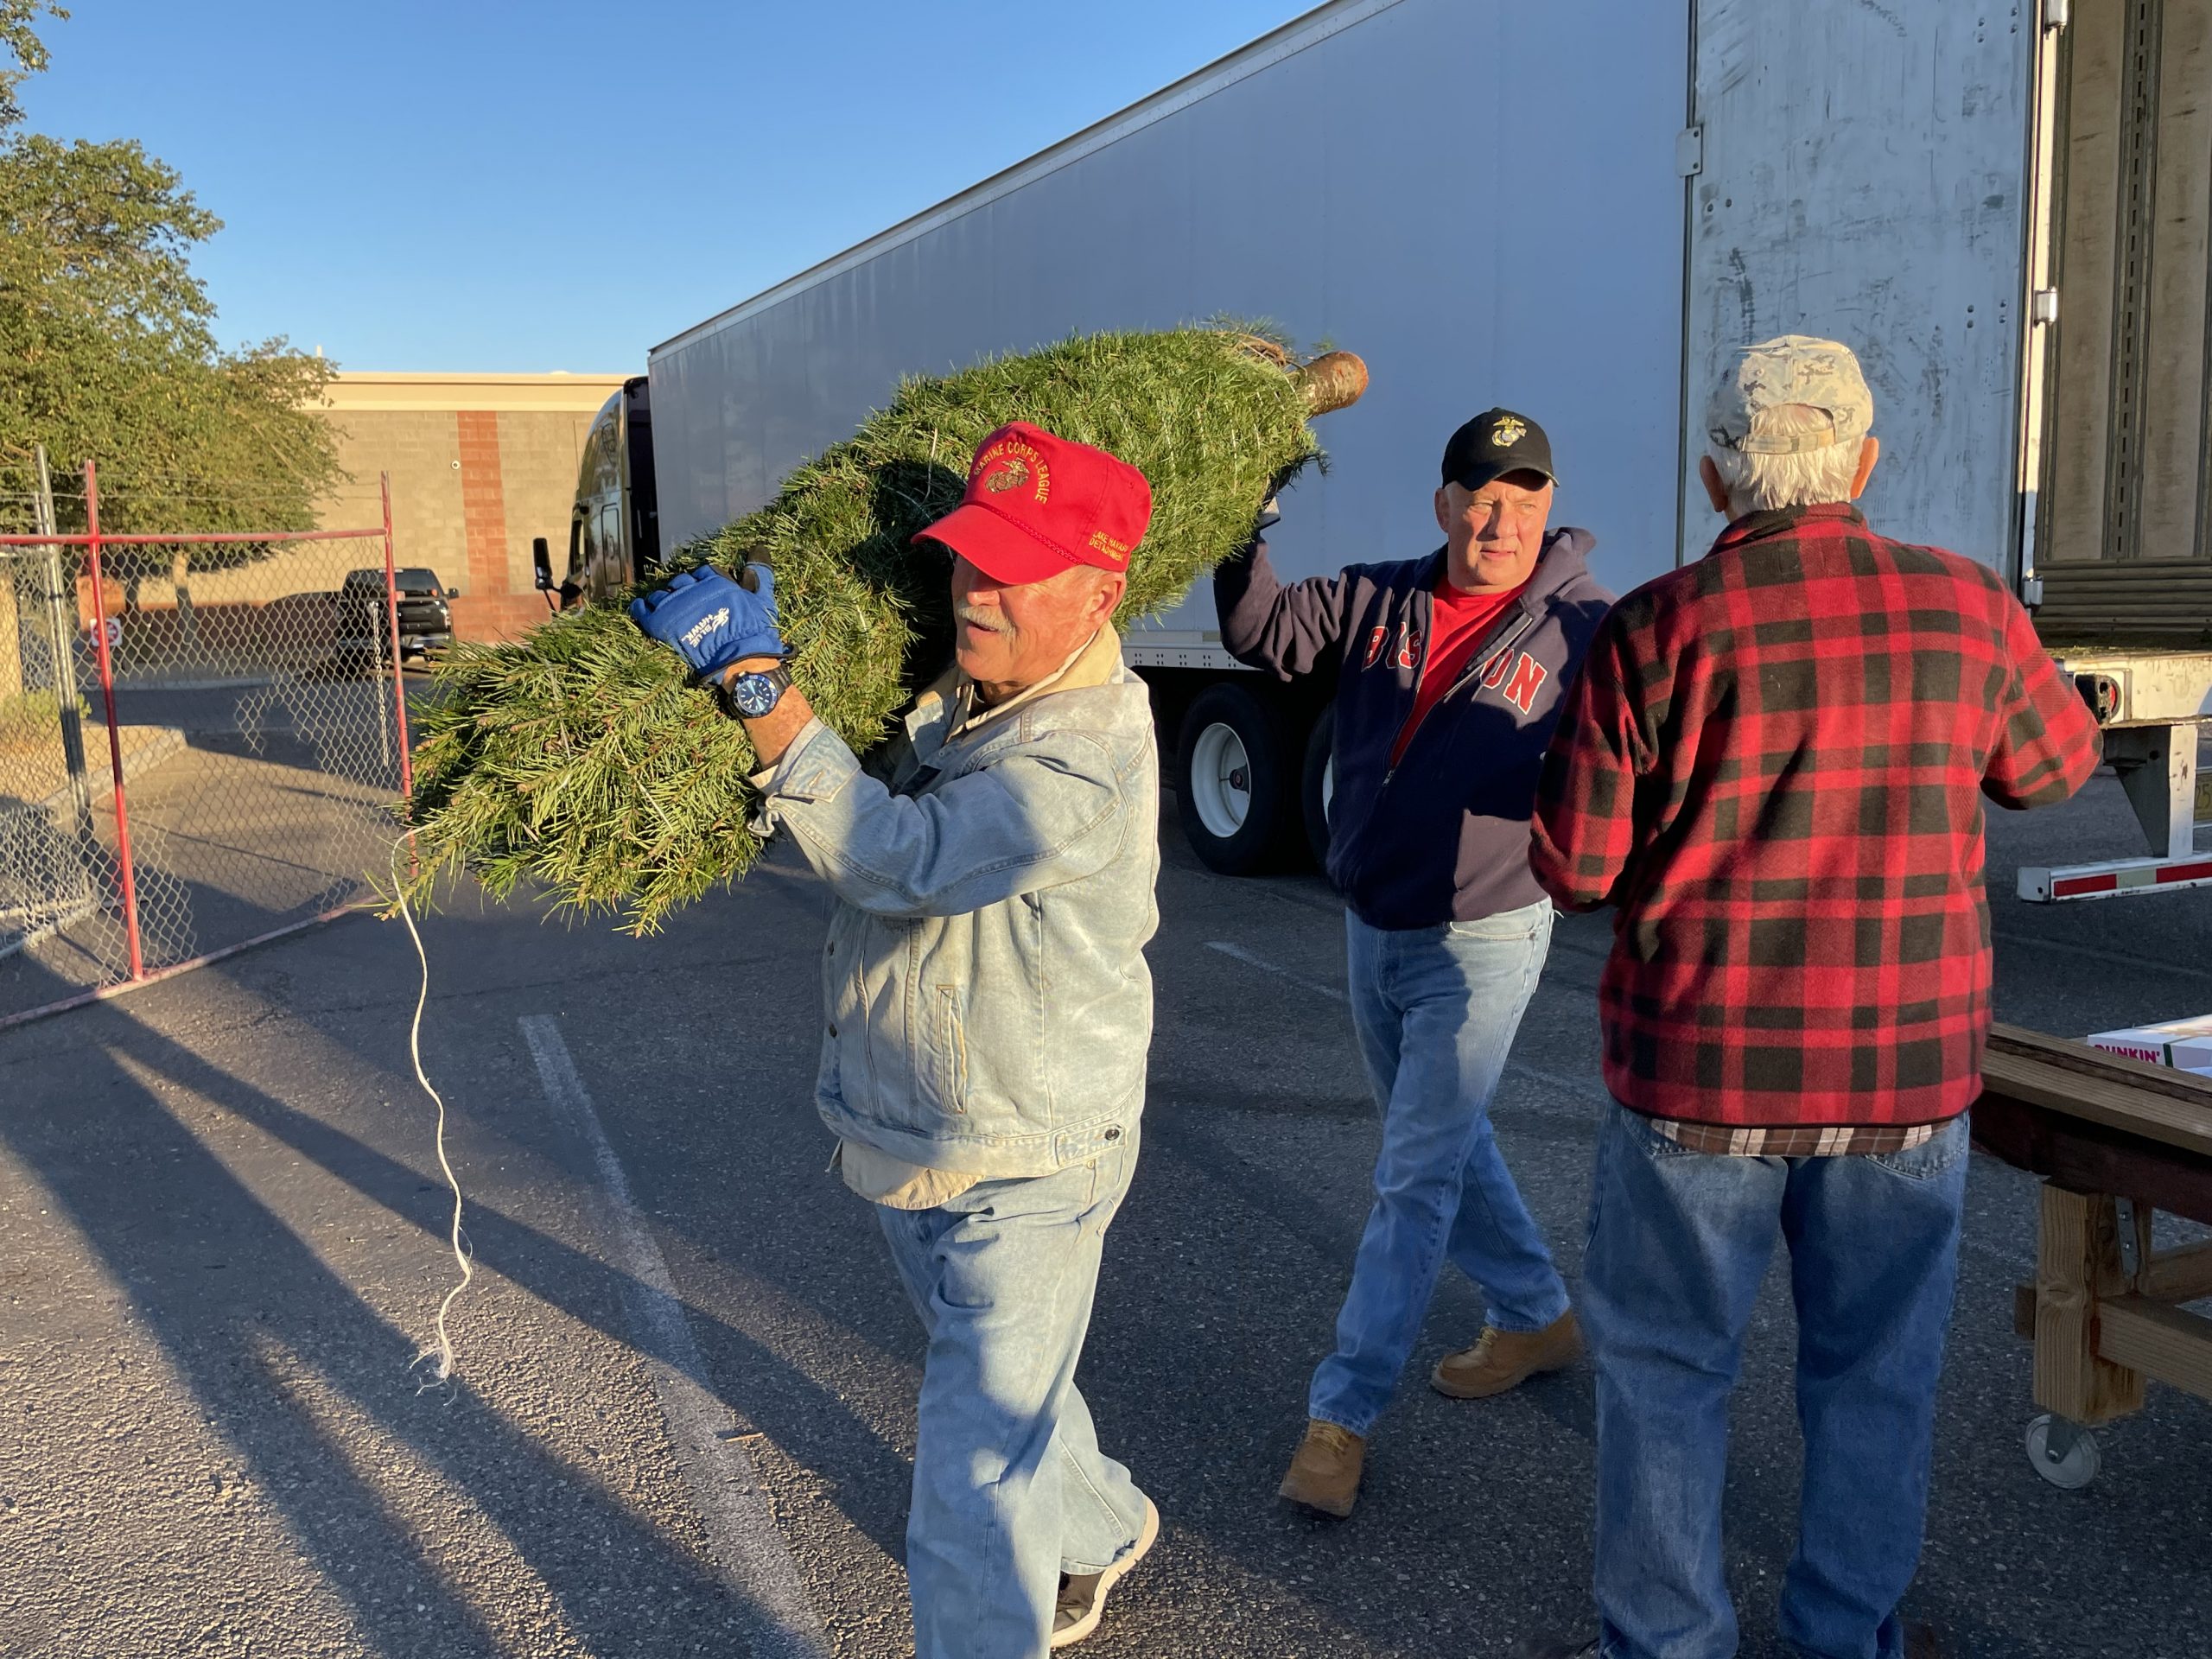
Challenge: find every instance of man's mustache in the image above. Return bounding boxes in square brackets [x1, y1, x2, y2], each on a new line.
[956, 605, 1010, 634]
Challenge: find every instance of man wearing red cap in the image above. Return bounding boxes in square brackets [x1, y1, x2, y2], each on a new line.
[631, 423, 1162, 1657]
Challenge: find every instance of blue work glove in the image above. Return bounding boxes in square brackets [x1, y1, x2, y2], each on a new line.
[627, 563, 785, 678]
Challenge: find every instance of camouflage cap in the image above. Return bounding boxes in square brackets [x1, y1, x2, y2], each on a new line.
[1706, 334, 1873, 454]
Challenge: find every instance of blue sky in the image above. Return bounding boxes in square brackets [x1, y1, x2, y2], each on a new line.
[25, 1, 1311, 374]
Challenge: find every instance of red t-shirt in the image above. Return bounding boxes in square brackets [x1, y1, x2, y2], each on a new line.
[1389, 573, 1529, 765]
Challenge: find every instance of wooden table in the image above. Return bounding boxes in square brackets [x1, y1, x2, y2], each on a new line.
[1975, 1025, 2212, 1487]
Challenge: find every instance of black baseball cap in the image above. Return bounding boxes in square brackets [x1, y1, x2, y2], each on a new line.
[1440, 408, 1557, 491]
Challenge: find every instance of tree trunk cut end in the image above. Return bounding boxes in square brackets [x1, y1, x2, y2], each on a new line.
[1294, 351, 1369, 416]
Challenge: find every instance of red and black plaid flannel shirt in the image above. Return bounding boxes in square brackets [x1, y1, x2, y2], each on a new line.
[1531, 504, 2102, 1134]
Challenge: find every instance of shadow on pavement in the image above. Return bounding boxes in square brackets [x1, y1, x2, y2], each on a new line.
[0, 995, 873, 1653]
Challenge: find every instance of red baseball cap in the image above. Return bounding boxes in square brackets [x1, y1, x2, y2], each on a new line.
[913, 422, 1153, 586]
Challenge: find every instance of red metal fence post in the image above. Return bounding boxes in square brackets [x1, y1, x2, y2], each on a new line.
[0, 506, 409, 1020]
[82, 461, 144, 981]
[380, 471, 414, 804]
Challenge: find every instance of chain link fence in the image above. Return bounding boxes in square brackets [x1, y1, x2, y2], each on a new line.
[0, 460, 416, 1020]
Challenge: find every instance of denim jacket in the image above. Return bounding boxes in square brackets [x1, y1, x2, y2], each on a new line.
[753, 631, 1160, 1179]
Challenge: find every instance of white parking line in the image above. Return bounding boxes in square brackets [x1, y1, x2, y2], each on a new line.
[1992, 929, 2212, 983]
[1198, 941, 2035, 1270]
[1204, 938, 1346, 1002]
[520, 1015, 830, 1658]
[1204, 938, 1611, 1110]
[1503, 1060, 1618, 1112]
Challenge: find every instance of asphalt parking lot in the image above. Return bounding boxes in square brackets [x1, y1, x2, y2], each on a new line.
[2, 772, 2208, 1658]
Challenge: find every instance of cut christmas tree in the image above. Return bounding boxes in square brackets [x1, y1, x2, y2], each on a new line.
[402, 326, 1366, 932]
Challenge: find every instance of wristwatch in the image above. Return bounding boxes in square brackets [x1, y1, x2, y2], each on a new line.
[717, 664, 792, 719]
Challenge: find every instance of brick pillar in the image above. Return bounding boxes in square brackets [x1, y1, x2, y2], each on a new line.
[453, 410, 520, 641]
[454, 410, 509, 595]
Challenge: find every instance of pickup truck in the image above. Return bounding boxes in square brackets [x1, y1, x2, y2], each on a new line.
[336, 566, 457, 669]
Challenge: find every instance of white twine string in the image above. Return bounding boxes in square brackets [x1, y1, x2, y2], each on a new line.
[391, 831, 472, 1386]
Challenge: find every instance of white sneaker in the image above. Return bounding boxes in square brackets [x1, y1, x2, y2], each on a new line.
[1049, 1497, 1160, 1648]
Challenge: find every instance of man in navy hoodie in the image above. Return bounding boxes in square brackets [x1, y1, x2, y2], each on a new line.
[1216, 410, 1612, 1517]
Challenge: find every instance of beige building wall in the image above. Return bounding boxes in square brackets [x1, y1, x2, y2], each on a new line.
[71, 372, 630, 645]
[311, 372, 628, 640]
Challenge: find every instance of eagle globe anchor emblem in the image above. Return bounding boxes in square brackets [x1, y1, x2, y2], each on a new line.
[1491, 416, 1527, 448]
[984, 458, 1032, 494]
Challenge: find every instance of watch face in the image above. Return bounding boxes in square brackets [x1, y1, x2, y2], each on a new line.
[730, 671, 783, 718]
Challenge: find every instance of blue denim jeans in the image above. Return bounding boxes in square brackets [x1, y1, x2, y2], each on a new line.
[874, 1132, 1151, 1659]
[1309, 902, 1570, 1434]
[1581, 1102, 1970, 1659]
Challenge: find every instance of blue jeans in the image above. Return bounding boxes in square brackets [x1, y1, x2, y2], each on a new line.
[1310, 902, 1569, 1434]
[874, 1133, 1151, 1659]
[1582, 1103, 1970, 1659]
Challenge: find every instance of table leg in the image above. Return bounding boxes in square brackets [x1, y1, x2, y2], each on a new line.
[2031, 1183, 2145, 1427]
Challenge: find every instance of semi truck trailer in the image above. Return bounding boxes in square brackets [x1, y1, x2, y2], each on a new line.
[594, 0, 2212, 899]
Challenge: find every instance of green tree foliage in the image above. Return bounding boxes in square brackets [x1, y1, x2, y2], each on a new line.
[404, 326, 1353, 934]
[0, 0, 58, 124]
[0, 1, 340, 555]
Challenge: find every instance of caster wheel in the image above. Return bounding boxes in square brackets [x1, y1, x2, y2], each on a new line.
[2024, 1413, 2100, 1489]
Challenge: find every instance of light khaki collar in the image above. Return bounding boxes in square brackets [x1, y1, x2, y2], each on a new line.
[947, 624, 1121, 741]
[903, 626, 1121, 764]
[889, 628, 1115, 787]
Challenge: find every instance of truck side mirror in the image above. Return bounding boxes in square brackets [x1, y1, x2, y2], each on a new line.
[447, 588, 461, 599]
[531, 536, 553, 592]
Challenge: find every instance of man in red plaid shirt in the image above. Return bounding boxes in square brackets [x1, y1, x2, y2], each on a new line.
[1516, 337, 2101, 1659]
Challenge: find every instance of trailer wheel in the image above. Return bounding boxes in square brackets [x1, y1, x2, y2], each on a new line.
[1176, 683, 1299, 874]
[1300, 703, 1335, 870]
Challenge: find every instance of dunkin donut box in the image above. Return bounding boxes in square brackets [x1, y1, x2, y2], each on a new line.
[2086, 1014, 2212, 1079]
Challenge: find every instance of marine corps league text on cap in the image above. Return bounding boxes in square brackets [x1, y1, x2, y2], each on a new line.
[1440, 408, 1558, 491]
[912, 422, 1154, 588]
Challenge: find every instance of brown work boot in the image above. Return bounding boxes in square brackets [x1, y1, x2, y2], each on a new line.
[1277, 1419, 1364, 1517]
[1430, 1310, 1583, 1399]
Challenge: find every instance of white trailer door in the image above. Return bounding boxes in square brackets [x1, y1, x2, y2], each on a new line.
[2030, 0, 2212, 645]
[1681, 2, 2034, 575]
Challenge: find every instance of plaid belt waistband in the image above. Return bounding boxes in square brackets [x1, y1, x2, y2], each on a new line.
[1642, 1115, 1941, 1157]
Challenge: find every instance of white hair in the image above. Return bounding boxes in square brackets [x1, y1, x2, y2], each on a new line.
[1707, 403, 1865, 515]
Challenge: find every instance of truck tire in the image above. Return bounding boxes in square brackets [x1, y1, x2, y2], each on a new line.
[1300, 702, 1335, 870]
[1175, 682, 1300, 874]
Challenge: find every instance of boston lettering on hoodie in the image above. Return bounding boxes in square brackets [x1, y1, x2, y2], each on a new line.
[1217, 527, 1614, 929]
